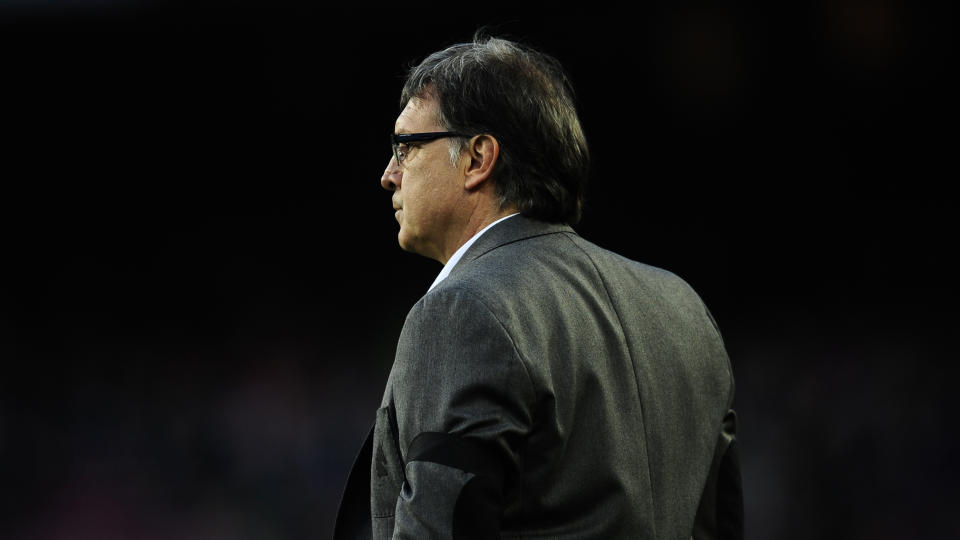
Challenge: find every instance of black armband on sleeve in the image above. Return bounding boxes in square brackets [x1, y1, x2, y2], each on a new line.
[407, 432, 506, 539]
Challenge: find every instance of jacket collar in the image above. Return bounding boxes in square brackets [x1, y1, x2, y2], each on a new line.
[447, 214, 574, 278]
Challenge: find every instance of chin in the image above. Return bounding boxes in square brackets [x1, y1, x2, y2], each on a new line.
[397, 231, 433, 260]
[397, 229, 416, 253]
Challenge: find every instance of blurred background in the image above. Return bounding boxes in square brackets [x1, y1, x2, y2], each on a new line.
[1, 1, 956, 538]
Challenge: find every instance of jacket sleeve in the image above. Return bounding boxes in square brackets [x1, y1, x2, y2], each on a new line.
[692, 409, 744, 540]
[388, 287, 535, 539]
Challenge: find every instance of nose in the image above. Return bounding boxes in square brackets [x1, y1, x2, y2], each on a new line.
[381, 155, 401, 191]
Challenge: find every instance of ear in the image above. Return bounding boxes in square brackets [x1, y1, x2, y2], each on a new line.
[463, 134, 500, 191]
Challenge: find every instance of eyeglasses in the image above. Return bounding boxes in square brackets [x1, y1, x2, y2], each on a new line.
[391, 131, 467, 165]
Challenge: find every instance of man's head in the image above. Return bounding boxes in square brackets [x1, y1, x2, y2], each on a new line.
[401, 35, 590, 225]
[381, 34, 589, 262]
[382, 93, 500, 263]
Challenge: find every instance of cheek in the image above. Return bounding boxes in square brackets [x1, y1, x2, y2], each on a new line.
[399, 183, 426, 228]
[401, 172, 435, 217]
[400, 162, 451, 227]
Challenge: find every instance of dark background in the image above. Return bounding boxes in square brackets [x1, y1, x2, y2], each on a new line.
[2, 1, 956, 538]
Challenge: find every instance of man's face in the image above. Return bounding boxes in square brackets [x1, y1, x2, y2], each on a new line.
[381, 94, 465, 263]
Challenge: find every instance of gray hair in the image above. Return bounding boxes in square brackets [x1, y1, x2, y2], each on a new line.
[401, 34, 590, 225]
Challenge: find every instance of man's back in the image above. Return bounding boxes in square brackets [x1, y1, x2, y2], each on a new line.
[421, 216, 738, 538]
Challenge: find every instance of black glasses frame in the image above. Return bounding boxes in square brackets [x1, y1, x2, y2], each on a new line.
[391, 131, 467, 164]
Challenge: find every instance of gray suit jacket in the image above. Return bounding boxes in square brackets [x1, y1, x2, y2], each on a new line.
[335, 216, 741, 539]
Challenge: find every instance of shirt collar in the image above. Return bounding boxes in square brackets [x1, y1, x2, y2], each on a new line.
[428, 213, 519, 291]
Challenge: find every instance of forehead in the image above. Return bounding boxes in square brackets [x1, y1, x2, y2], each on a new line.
[395, 95, 441, 133]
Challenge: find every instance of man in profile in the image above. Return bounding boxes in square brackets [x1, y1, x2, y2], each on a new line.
[335, 34, 742, 539]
